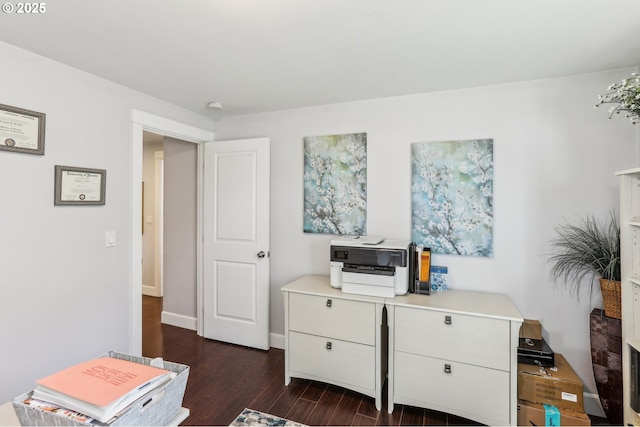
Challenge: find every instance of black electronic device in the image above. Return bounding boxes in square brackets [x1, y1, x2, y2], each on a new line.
[631, 344, 640, 412]
[408, 242, 417, 293]
[517, 337, 555, 367]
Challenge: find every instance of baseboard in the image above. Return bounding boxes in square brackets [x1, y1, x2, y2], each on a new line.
[583, 392, 605, 417]
[270, 332, 285, 350]
[161, 311, 197, 331]
[142, 284, 161, 297]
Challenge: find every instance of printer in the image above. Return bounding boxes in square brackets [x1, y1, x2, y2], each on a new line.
[330, 236, 411, 298]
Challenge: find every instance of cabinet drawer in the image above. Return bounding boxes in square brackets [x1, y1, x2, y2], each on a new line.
[289, 331, 375, 390]
[394, 307, 510, 371]
[289, 292, 376, 345]
[394, 351, 509, 426]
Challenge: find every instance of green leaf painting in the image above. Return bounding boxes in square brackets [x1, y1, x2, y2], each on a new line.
[412, 139, 493, 257]
[303, 133, 367, 235]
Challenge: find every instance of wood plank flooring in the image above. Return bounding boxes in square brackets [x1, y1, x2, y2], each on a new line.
[142, 295, 482, 426]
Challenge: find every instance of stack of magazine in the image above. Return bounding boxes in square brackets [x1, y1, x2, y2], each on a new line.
[21, 356, 172, 424]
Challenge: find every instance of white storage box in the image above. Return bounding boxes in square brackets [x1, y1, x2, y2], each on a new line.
[12, 352, 189, 426]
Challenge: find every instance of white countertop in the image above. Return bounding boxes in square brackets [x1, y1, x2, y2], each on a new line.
[282, 274, 523, 322]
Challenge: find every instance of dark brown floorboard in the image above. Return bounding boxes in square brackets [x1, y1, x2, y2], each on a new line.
[141, 295, 604, 426]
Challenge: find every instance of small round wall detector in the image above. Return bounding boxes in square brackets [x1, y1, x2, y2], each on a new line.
[207, 102, 223, 110]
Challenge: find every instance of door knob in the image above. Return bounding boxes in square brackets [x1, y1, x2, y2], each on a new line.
[257, 251, 266, 259]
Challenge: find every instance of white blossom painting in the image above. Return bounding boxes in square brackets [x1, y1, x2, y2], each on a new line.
[303, 132, 367, 235]
[411, 139, 493, 257]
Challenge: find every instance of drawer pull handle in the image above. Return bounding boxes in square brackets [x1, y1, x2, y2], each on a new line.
[326, 341, 332, 350]
[444, 315, 452, 325]
[444, 364, 452, 374]
[326, 299, 332, 308]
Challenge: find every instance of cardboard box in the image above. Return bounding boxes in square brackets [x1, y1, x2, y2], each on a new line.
[518, 353, 584, 412]
[518, 400, 591, 426]
[520, 319, 543, 340]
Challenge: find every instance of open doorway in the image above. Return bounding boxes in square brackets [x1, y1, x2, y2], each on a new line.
[130, 109, 214, 356]
[141, 133, 200, 349]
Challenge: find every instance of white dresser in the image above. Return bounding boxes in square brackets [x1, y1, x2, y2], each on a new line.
[282, 275, 387, 410]
[386, 291, 522, 426]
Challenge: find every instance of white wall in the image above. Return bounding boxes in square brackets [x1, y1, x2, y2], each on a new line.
[0, 41, 212, 403]
[213, 69, 637, 409]
[162, 137, 198, 328]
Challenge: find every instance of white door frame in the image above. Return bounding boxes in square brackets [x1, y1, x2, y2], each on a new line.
[130, 110, 213, 355]
[154, 151, 164, 296]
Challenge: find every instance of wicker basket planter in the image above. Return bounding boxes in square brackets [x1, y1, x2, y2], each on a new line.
[599, 278, 622, 319]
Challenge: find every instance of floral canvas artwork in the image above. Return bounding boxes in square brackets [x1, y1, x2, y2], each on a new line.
[303, 132, 367, 235]
[411, 139, 493, 257]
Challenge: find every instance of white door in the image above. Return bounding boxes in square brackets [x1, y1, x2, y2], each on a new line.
[203, 137, 270, 350]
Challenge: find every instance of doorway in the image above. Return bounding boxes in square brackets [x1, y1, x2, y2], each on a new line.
[130, 110, 214, 355]
[141, 132, 199, 351]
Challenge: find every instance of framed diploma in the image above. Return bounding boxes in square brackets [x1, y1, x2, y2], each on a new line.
[54, 165, 106, 206]
[0, 103, 46, 155]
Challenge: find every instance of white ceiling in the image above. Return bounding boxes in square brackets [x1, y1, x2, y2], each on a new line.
[1, 0, 639, 119]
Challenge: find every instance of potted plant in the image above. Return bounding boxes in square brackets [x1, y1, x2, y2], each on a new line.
[547, 211, 621, 318]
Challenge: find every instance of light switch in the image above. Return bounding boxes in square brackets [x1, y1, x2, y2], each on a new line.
[145, 215, 153, 225]
[106, 231, 116, 247]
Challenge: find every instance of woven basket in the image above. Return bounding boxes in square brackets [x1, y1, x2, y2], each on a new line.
[13, 352, 189, 426]
[599, 278, 622, 319]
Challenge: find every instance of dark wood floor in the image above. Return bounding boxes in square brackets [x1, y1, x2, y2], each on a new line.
[142, 295, 481, 426]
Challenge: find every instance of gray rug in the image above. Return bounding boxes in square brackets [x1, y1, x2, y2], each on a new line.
[230, 408, 305, 426]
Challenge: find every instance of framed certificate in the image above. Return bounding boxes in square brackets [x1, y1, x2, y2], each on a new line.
[54, 165, 106, 206]
[0, 103, 46, 155]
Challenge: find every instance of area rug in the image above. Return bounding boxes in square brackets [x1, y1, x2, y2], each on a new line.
[230, 408, 305, 426]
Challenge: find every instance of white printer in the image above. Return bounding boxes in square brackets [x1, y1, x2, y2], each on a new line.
[330, 236, 411, 298]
